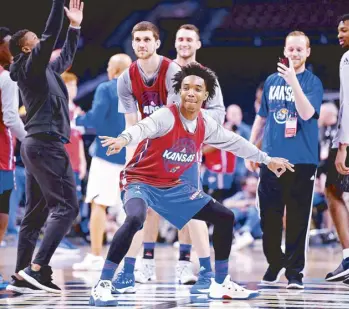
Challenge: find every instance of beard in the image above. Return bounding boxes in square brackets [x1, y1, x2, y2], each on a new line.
[291, 58, 306, 70]
[135, 50, 154, 60]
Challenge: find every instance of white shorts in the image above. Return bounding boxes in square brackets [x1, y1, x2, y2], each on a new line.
[85, 157, 124, 208]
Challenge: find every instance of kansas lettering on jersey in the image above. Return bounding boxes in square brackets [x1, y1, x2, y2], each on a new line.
[0, 67, 14, 171]
[121, 104, 205, 188]
[268, 85, 295, 102]
[129, 57, 171, 119]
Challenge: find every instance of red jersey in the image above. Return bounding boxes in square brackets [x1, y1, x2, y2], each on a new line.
[0, 66, 15, 171]
[64, 128, 82, 172]
[129, 57, 171, 119]
[121, 104, 205, 188]
[204, 149, 236, 174]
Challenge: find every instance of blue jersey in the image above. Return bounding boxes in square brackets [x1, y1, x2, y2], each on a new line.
[76, 79, 126, 165]
[258, 70, 323, 165]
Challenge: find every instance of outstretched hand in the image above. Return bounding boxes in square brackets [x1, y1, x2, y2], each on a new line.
[267, 157, 295, 178]
[64, 0, 84, 27]
[100, 136, 128, 156]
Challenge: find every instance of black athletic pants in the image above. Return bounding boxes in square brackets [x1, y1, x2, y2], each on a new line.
[106, 197, 235, 264]
[15, 136, 79, 272]
[258, 164, 317, 279]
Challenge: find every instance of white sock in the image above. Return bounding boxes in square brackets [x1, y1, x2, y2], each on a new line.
[342, 248, 349, 259]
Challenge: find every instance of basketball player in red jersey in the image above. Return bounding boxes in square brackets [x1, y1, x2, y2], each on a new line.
[115, 21, 182, 289]
[88, 63, 294, 307]
[134, 24, 226, 292]
[117, 22, 227, 293]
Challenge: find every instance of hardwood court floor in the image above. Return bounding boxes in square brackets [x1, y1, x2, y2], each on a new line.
[0, 242, 348, 309]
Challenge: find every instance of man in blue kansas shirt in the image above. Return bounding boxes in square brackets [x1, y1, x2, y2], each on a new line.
[246, 31, 323, 289]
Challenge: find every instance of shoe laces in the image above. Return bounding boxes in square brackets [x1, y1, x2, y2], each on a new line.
[176, 262, 191, 276]
[97, 280, 116, 293]
[223, 280, 246, 292]
[115, 270, 133, 284]
[196, 273, 211, 285]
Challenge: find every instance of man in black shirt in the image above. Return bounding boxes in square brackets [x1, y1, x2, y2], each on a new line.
[6, 0, 84, 294]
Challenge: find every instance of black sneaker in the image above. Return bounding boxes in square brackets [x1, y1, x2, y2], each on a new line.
[18, 266, 61, 294]
[325, 258, 349, 281]
[287, 276, 304, 289]
[261, 266, 285, 284]
[6, 275, 47, 294]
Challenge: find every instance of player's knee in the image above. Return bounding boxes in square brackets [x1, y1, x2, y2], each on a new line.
[223, 210, 235, 229]
[126, 214, 145, 231]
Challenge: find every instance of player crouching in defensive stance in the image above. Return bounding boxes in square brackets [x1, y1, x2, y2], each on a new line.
[89, 63, 294, 307]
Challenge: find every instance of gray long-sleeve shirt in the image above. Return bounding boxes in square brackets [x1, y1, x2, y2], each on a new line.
[117, 57, 226, 124]
[0, 70, 26, 141]
[332, 50, 349, 148]
[120, 106, 271, 165]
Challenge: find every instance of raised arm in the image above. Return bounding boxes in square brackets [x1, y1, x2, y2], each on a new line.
[49, 0, 83, 73]
[25, 0, 66, 77]
[277, 58, 323, 121]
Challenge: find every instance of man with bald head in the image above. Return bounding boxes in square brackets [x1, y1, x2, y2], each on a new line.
[72, 54, 132, 271]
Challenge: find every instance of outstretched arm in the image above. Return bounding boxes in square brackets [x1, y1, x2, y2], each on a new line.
[25, 0, 66, 77]
[203, 114, 294, 177]
[49, 0, 84, 73]
[99, 108, 174, 156]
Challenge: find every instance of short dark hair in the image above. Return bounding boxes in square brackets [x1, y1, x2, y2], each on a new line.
[177, 24, 200, 38]
[9, 29, 29, 56]
[132, 21, 160, 40]
[173, 63, 218, 101]
[338, 14, 349, 24]
[0, 27, 11, 44]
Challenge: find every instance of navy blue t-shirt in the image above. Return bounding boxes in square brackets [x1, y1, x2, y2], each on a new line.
[258, 70, 323, 165]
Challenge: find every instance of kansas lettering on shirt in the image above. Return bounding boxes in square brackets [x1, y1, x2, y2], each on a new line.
[258, 70, 323, 165]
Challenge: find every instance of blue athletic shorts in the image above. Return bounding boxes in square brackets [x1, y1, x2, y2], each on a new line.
[122, 181, 211, 230]
[0, 170, 14, 194]
[180, 162, 202, 190]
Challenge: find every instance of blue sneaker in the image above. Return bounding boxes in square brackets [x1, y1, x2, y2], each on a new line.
[190, 269, 214, 294]
[56, 238, 80, 254]
[325, 258, 349, 281]
[112, 269, 136, 294]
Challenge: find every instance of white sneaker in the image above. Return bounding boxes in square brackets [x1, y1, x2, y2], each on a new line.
[231, 232, 254, 251]
[89, 280, 118, 307]
[72, 253, 104, 271]
[209, 275, 259, 300]
[134, 259, 156, 283]
[175, 261, 197, 284]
